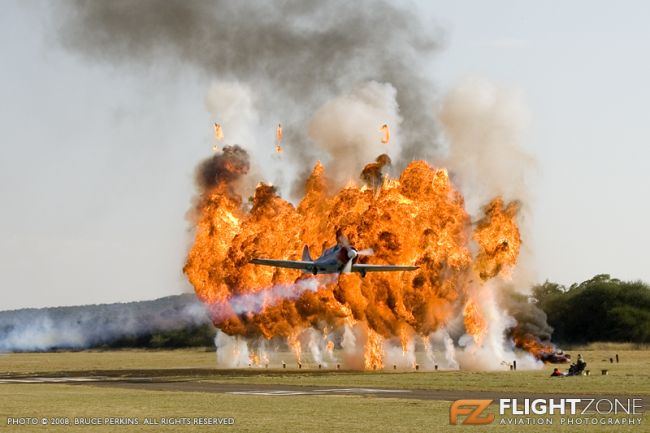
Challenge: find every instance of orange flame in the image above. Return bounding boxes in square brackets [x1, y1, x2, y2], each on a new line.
[473, 198, 521, 281]
[462, 297, 487, 346]
[287, 331, 302, 364]
[364, 328, 384, 370]
[513, 333, 564, 363]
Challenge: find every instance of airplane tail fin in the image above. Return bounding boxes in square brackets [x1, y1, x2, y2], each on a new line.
[302, 245, 312, 262]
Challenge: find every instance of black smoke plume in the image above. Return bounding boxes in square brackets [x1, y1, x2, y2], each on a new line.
[195, 145, 250, 192]
[55, 0, 443, 166]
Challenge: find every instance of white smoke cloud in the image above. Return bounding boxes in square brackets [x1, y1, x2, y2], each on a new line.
[309, 81, 402, 187]
[442, 330, 460, 369]
[441, 77, 535, 212]
[205, 81, 259, 148]
[341, 323, 364, 370]
[0, 295, 210, 352]
[383, 337, 416, 369]
[214, 330, 251, 368]
[424, 329, 459, 370]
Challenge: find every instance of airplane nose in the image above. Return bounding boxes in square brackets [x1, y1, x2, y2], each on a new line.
[347, 248, 357, 259]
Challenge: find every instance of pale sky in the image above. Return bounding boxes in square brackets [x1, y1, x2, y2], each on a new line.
[1, 1, 649, 310]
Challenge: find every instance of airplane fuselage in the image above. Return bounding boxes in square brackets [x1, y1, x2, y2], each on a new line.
[310, 244, 352, 274]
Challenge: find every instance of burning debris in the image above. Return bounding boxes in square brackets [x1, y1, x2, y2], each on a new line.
[515, 333, 570, 364]
[380, 123, 390, 144]
[275, 123, 283, 153]
[213, 122, 224, 145]
[214, 123, 224, 139]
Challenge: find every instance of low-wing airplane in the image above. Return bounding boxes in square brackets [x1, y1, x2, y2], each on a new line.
[250, 233, 418, 277]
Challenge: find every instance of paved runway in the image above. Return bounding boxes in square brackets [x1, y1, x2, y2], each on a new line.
[1, 376, 646, 408]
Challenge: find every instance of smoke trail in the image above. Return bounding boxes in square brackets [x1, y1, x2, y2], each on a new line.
[55, 0, 443, 174]
[207, 275, 336, 323]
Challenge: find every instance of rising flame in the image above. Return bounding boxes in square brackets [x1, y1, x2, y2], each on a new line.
[463, 297, 488, 346]
[184, 150, 522, 368]
[364, 328, 384, 370]
[275, 123, 283, 153]
[287, 331, 302, 364]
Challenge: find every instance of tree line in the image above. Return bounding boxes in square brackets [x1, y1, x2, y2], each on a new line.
[532, 274, 650, 344]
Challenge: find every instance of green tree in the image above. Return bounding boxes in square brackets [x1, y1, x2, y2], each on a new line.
[537, 275, 650, 343]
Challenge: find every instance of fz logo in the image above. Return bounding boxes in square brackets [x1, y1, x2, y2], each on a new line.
[450, 400, 494, 425]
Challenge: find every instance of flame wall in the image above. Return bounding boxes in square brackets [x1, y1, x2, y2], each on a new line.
[184, 147, 523, 369]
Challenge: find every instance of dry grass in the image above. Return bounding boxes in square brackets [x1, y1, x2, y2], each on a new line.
[1, 348, 649, 396]
[0, 349, 216, 374]
[0, 384, 647, 433]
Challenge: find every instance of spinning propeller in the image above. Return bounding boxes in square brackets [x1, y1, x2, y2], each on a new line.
[338, 232, 374, 273]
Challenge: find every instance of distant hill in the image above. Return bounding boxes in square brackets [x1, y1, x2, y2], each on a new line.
[0, 294, 215, 352]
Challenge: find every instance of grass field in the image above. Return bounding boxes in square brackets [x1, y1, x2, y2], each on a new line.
[0, 383, 647, 433]
[2, 348, 649, 395]
[0, 349, 216, 374]
[1, 348, 649, 432]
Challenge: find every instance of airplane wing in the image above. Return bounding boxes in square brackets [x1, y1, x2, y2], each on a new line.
[351, 264, 419, 273]
[250, 259, 314, 270]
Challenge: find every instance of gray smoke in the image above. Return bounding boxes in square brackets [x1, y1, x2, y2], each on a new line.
[55, 0, 443, 169]
[0, 294, 211, 352]
[498, 286, 553, 342]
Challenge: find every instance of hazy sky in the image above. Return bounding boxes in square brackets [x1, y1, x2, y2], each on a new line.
[1, 1, 649, 310]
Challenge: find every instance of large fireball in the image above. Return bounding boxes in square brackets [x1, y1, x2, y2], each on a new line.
[184, 146, 523, 369]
